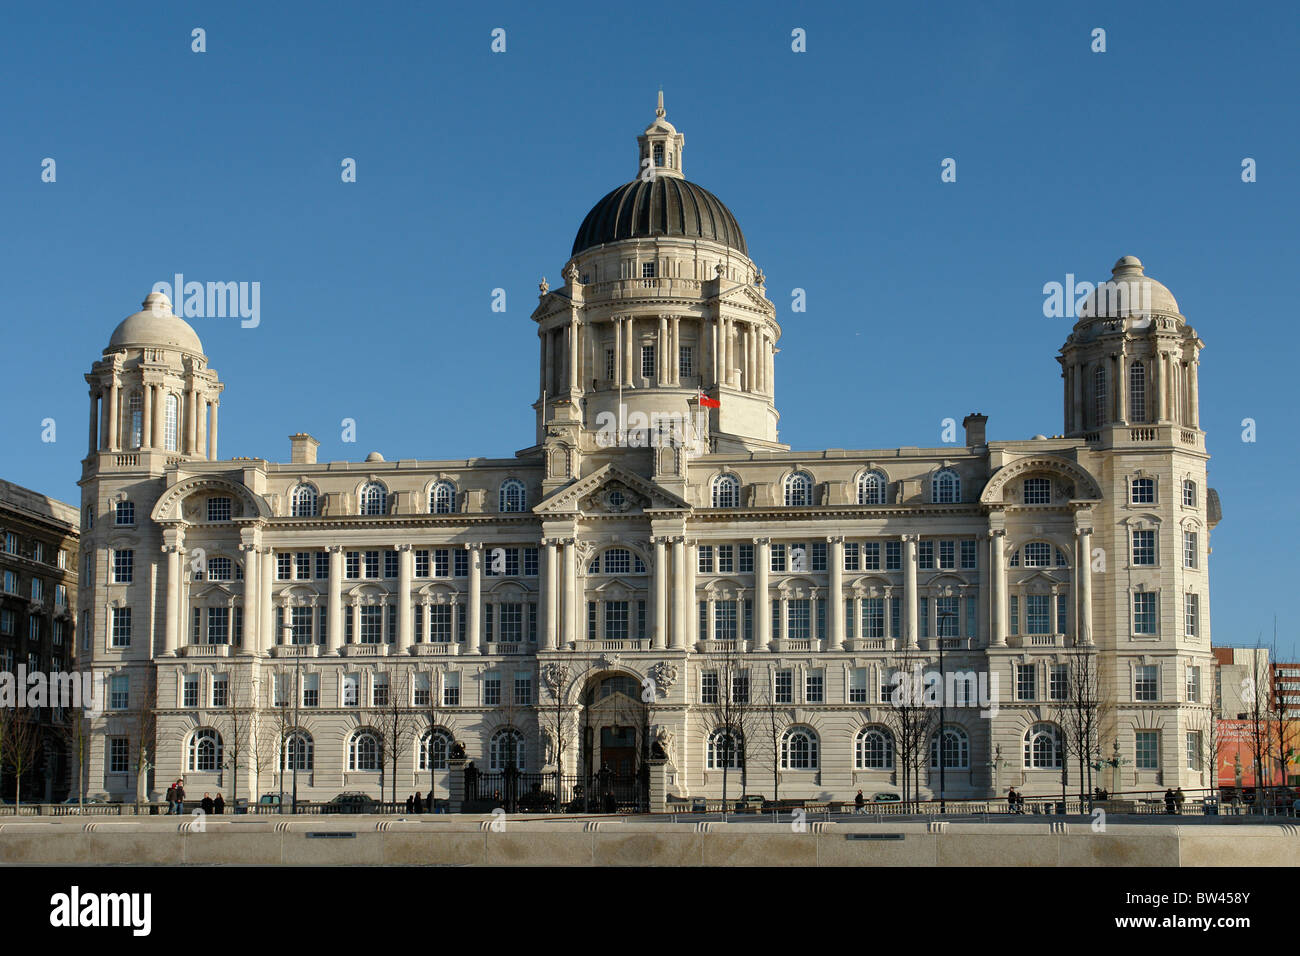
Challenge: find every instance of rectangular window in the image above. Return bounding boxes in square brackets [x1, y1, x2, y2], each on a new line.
[862, 542, 881, 571]
[276, 552, 292, 580]
[345, 552, 360, 579]
[1057, 593, 1069, 635]
[364, 551, 380, 578]
[359, 606, 383, 644]
[919, 597, 929, 639]
[1183, 531, 1198, 569]
[454, 550, 468, 577]
[1184, 593, 1199, 638]
[443, 672, 460, 706]
[182, 675, 199, 708]
[805, 669, 824, 703]
[111, 607, 132, 647]
[1016, 664, 1036, 701]
[738, 545, 754, 573]
[701, 671, 719, 704]
[207, 497, 232, 522]
[1026, 594, 1051, 634]
[890, 597, 901, 639]
[641, 344, 656, 379]
[936, 596, 959, 637]
[273, 674, 291, 708]
[207, 607, 229, 644]
[965, 596, 977, 639]
[717, 545, 734, 574]
[679, 345, 693, 378]
[605, 348, 616, 381]
[1050, 664, 1069, 701]
[430, 605, 452, 642]
[384, 550, 399, 578]
[732, 671, 749, 704]
[1009, 596, 1019, 636]
[849, 668, 868, 703]
[811, 542, 827, 572]
[108, 738, 130, 774]
[1133, 592, 1157, 635]
[1186, 731, 1202, 771]
[514, 672, 532, 705]
[290, 606, 312, 645]
[697, 545, 713, 573]
[641, 261, 657, 279]
[1135, 664, 1159, 701]
[372, 673, 389, 707]
[885, 541, 901, 571]
[960, 540, 977, 569]
[775, 669, 792, 704]
[212, 674, 229, 708]
[1186, 666, 1201, 703]
[343, 674, 359, 707]
[843, 542, 860, 571]
[524, 547, 539, 576]
[114, 501, 135, 525]
[918, 541, 934, 570]
[110, 675, 129, 710]
[2, 532, 17, 554]
[1131, 530, 1156, 566]
[413, 673, 431, 708]
[414, 549, 430, 578]
[112, 549, 134, 584]
[302, 673, 319, 708]
[770, 544, 786, 572]
[863, 598, 885, 639]
[1135, 730, 1159, 770]
[433, 549, 450, 577]
[715, 600, 737, 641]
[316, 551, 329, 579]
[938, 540, 955, 570]
[787, 599, 810, 640]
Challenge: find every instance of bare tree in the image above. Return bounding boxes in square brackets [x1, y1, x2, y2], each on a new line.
[217, 670, 256, 808]
[1270, 620, 1297, 804]
[1, 710, 43, 809]
[1056, 644, 1104, 804]
[58, 704, 92, 808]
[756, 665, 793, 804]
[1245, 643, 1273, 807]
[130, 669, 158, 807]
[375, 670, 419, 808]
[883, 647, 938, 810]
[539, 660, 594, 812]
[701, 640, 755, 805]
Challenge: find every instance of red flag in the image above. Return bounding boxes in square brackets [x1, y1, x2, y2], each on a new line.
[698, 389, 720, 408]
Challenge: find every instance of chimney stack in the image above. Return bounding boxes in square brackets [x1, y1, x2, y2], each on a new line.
[289, 433, 319, 464]
[962, 413, 988, 448]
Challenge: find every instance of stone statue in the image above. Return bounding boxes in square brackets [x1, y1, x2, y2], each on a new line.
[652, 725, 676, 766]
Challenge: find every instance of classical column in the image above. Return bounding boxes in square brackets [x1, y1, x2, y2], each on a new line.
[541, 539, 557, 650]
[671, 537, 686, 649]
[162, 530, 183, 655]
[623, 318, 635, 387]
[87, 390, 99, 455]
[151, 385, 165, 449]
[903, 535, 918, 648]
[186, 387, 199, 454]
[240, 542, 259, 654]
[990, 530, 1007, 646]
[1117, 350, 1128, 423]
[779, 595, 789, 643]
[658, 316, 669, 385]
[208, 402, 219, 459]
[652, 537, 667, 650]
[1188, 359, 1199, 427]
[196, 396, 207, 461]
[670, 316, 681, 384]
[466, 543, 482, 654]
[1076, 527, 1094, 646]
[106, 378, 119, 450]
[705, 593, 716, 644]
[141, 383, 152, 450]
[562, 538, 578, 646]
[397, 544, 413, 654]
[754, 538, 770, 651]
[1153, 353, 1166, 422]
[259, 546, 274, 656]
[327, 546, 343, 654]
[710, 318, 720, 386]
[828, 536, 845, 648]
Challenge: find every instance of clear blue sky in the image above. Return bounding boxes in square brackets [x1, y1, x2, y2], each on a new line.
[2, 0, 1297, 655]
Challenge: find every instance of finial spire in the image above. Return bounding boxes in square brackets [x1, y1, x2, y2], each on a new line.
[656, 89, 665, 118]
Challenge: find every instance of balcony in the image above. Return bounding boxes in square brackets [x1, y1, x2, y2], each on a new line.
[846, 638, 894, 652]
[178, 644, 230, 657]
[574, 639, 649, 652]
[341, 643, 388, 657]
[1007, 633, 1067, 648]
[777, 638, 816, 653]
[486, 642, 528, 656]
[269, 644, 318, 658]
[412, 642, 458, 656]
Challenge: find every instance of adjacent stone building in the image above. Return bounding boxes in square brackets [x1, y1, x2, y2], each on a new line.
[0, 478, 80, 800]
[80, 97, 1220, 806]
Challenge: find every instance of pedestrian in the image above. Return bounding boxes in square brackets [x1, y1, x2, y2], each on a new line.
[173, 779, 186, 815]
[1007, 787, 1019, 814]
[200, 792, 214, 814]
[1164, 788, 1176, 814]
[427, 792, 436, 813]
[413, 791, 423, 814]
[213, 793, 225, 814]
[1174, 787, 1185, 814]
[165, 783, 176, 814]
[405, 794, 414, 814]
[854, 790, 865, 815]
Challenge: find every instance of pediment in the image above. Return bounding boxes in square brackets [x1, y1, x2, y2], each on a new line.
[718, 283, 775, 315]
[534, 462, 690, 515]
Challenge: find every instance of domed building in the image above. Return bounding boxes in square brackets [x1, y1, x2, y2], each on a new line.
[78, 98, 1218, 811]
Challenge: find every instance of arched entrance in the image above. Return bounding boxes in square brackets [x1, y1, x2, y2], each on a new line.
[578, 672, 650, 812]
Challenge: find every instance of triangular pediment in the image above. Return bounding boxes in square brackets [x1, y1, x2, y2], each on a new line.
[717, 283, 775, 315]
[533, 462, 690, 515]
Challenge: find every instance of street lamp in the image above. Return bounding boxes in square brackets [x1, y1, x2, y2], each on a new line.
[936, 607, 957, 814]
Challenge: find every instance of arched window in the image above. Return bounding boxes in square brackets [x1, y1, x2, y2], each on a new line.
[499, 479, 526, 513]
[282, 731, 314, 772]
[784, 471, 814, 507]
[420, 729, 453, 772]
[858, 470, 887, 505]
[1092, 365, 1107, 428]
[932, 469, 960, 504]
[1022, 542, 1053, 567]
[359, 482, 387, 516]
[1182, 479, 1197, 508]
[291, 484, 318, 517]
[489, 728, 525, 771]
[712, 474, 740, 509]
[1129, 360, 1147, 423]
[430, 481, 456, 514]
[929, 726, 970, 770]
[164, 394, 179, 452]
[128, 392, 143, 449]
[1024, 723, 1062, 769]
[187, 728, 223, 772]
[855, 727, 894, 770]
[707, 729, 744, 769]
[348, 731, 381, 771]
[780, 727, 819, 770]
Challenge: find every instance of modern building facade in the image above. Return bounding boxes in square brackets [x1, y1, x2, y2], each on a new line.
[80, 97, 1220, 805]
[0, 478, 80, 800]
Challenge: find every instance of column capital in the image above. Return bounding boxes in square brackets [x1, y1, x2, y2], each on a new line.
[752, 536, 771, 546]
[395, 543, 413, 552]
[1073, 526, 1094, 538]
[900, 533, 919, 543]
[464, 541, 483, 551]
[985, 528, 1007, 539]
[327, 544, 345, 554]
[826, 535, 845, 545]
[237, 542, 258, 553]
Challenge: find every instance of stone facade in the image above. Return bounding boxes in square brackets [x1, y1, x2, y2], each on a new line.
[79, 97, 1219, 805]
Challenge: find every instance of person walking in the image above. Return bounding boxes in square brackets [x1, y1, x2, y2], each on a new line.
[1174, 787, 1185, 814]
[413, 791, 424, 814]
[165, 783, 176, 814]
[1164, 788, 1176, 814]
[200, 792, 214, 814]
[173, 779, 186, 815]
[854, 790, 865, 815]
[405, 794, 414, 813]
[213, 793, 225, 815]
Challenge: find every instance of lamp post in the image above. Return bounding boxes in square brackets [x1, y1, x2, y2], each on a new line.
[292, 653, 301, 814]
[936, 607, 956, 814]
